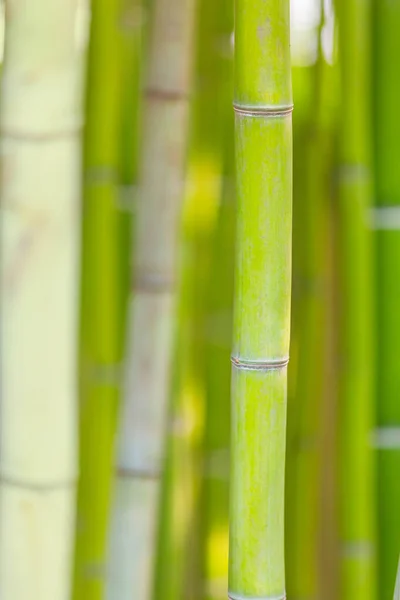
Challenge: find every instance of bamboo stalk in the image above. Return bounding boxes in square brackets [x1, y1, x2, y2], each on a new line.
[288, 21, 328, 597]
[106, 0, 197, 596]
[372, 1, 400, 597]
[337, 0, 376, 597]
[0, 1, 84, 599]
[72, 0, 138, 597]
[229, 0, 292, 598]
[203, 119, 235, 600]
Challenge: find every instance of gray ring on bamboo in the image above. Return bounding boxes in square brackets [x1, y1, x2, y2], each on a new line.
[233, 103, 293, 117]
[117, 466, 160, 480]
[231, 356, 289, 371]
[340, 541, 374, 559]
[0, 124, 83, 141]
[133, 272, 175, 293]
[145, 87, 190, 102]
[228, 592, 286, 600]
[0, 474, 77, 491]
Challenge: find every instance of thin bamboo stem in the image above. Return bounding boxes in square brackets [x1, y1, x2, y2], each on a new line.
[229, 1, 292, 598]
[203, 119, 235, 600]
[372, 0, 400, 597]
[106, 0, 197, 596]
[0, 1, 84, 598]
[337, 0, 376, 597]
[72, 0, 137, 597]
[288, 22, 328, 597]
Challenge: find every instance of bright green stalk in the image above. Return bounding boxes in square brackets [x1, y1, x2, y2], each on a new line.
[337, 0, 376, 597]
[72, 0, 138, 598]
[229, 1, 292, 598]
[372, 1, 400, 598]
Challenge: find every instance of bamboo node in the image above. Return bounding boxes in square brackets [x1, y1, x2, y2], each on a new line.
[370, 426, 400, 449]
[117, 466, 160, 480]
[0, 123, 83, 141]
[340, 541, 374, 559]
[228, 592, 286, 600]
[145, 87, 190, 102]
[133, 271, 175, 294]
[233, 103, 293, 118]
[0, 473, 77, 491]
[231, 356, 289, 371]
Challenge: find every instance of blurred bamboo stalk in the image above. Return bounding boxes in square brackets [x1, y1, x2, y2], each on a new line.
[337, 0, 376, 597]
[229, 0, 292, 597]
[288, 11, 328, 597]
[106, 0, 197, 596]
[372, 0, 400, 597]
[152, 0, 231, 594]
[72, 0, 140, 598]
[0, 1, 84, 598]
[202, 116, 235, 600]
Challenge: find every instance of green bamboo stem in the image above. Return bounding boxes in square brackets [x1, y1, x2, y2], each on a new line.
[284, 67, 313, 597]
[203, 116, 235, 600]
[288, 22, 328, 598]
[106, 0, 197, 596]
[72, 0, 138, 597]
[0, 1, 84, 598]
[337, 0, 376, 597]
[229, 1, 292, 598]
[372, 1, 400, 597]
[153, 2, 233, 590]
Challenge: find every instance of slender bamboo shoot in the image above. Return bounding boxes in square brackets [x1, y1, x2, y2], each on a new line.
[229, 0, 292, 598]
[337, 0, 376, 596]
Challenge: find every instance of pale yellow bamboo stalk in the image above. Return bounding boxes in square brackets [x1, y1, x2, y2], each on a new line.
[0, 2, 85, 599]
[106, 0, 196, 598]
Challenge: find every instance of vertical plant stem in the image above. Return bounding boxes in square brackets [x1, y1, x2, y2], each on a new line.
[106, 0, 197, 597]
[203, 115, 235, 600]
[288, 16, 329, 597]
[372, 1, 400, 597]
[337, 0, 376, 597]
[229, 0, 292, 598]
[72, 0, 137, 597]
[0, 1, 84, 599]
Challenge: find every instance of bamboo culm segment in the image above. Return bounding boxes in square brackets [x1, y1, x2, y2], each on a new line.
[373, 1, 400, 597]
[106, 0, 196, 597]
[229, 1, 292, 597]
[337, 0, 376, 597]
[72, 0, 131, 597]
[0, 1, 83, 599]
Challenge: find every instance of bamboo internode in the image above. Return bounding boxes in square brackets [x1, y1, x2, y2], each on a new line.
[228, 0, 292, 598]
[106, 0, 197, 597]
[0, 1, 84, 598]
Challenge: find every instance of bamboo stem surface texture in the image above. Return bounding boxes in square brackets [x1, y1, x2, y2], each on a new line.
[106, 0, 196, 597]
[229, 1, 292, 598]
[0, 1, 84, 599]
[72, 0, 134, 598]
[373, 0, 400, 597]
[337, 0, 376, 597]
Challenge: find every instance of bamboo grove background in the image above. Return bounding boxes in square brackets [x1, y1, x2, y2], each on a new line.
[0, 0, 399, 599]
